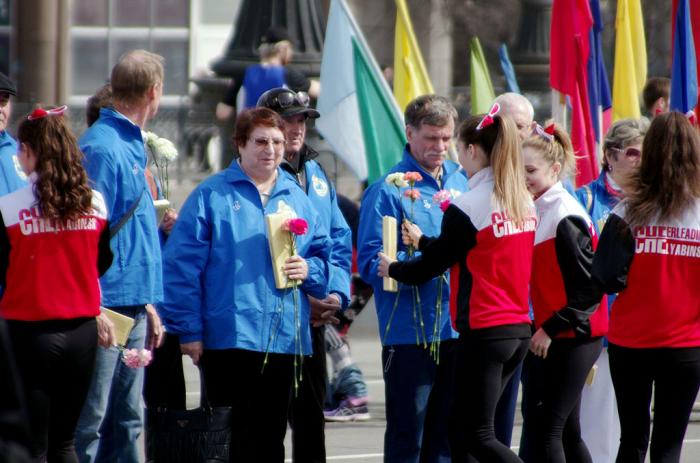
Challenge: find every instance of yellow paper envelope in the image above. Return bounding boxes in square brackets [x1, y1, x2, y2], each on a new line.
[383, 216, 398, 292]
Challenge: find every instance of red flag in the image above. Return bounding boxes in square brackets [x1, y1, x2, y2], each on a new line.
[550, 0, 598, 186]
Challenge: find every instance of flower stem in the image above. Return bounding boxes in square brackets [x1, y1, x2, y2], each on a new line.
[383, 283, 403, 344]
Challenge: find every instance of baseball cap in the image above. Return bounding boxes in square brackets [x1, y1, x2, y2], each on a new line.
[0, 72, 17, 96]
[257, 88, 320, 119]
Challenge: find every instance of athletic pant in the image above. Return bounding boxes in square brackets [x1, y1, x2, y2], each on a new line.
[7, 318, 97, 463]
[201, 348, 294, 463]
[609, 344, 700, 463]
[533, 337, 602, 463]
[449, 335, 530, 463]
[289, 325, 327, 462]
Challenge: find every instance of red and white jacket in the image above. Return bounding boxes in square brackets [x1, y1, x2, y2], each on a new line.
[0, 177, 112, 321]
[592, 199, 700, 348]
[389, 167, 536, 339]
[531, 182, 608, 339]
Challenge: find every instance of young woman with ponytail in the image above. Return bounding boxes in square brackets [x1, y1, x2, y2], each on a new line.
[521, 123, 607, 463]
[378, 105, 536, 462]
[0, 106, 113, 462]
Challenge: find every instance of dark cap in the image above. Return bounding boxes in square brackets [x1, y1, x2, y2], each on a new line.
[257, 88, 320, 119]
[0, 72, 17, 96]
[260, 26, 291, 46]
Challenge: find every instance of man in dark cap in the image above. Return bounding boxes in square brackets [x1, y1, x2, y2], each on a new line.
[258, 88, 351, 463]
[0, 72, 27, 195]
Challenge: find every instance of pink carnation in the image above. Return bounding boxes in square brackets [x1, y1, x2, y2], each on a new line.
[284, 218, 309, 236]
[122, 348, 152, 369]
[439, 200, 451, 212]
[403, 189, 421, 201]
[432, 189, 451, 204]
[403, 171, 423, 184]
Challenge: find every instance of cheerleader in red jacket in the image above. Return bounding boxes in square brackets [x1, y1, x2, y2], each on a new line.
[592, 112, 700, 463]
[522, 123, 607, 463]
[378, 105, 536, 462]
[0, 107, 113, 462]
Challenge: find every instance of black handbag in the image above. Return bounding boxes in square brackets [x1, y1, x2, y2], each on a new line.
[145, 366, 231, 462]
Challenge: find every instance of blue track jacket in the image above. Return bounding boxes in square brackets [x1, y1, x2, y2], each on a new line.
[281, 153, 351, 307]
[161, 162, 331, 355]
[0, 131, 27, 196]
[358, 147, 469, 345]
[81, 108, 163, 307]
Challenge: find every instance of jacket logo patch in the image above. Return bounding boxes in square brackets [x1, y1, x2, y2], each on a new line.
[132, 163, 140, 175]
[423, 199, 431, 209]
[312, 175, 328, 197]
[232, 200, 241, 212]
[12, 155, 27, 180]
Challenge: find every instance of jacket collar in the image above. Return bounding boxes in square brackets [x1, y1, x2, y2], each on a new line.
[534, 181, 564, 211]
[467, 166, 494, 190]
[224, 160, 293, 196]
[98, 107, 144, 140]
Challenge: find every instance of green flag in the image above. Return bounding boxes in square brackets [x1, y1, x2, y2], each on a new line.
[470, 37, 495, 115]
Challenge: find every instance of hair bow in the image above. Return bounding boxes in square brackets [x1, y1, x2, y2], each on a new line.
[533, 123, 554, 141]
[476, 102, 501, 131]
[686, 110, 697, 126]
[28, 105, 68, 121]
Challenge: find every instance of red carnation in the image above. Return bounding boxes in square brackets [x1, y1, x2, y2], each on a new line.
[284, 218, 309, 236]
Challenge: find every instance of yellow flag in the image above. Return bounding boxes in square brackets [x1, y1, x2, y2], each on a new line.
[470, 37, 495, 115]
[612, 0, 647, 121]
[393, 0, 434, 111]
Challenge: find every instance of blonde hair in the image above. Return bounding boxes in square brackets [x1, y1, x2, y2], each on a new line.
[522, 122, 577, 181]
[111, 49, 164, 106]
[459, 114, 532, 223]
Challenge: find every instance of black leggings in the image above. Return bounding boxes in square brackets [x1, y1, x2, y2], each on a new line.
[201, 348, 294, 463]
[7, 318, 97, 463]
[533, 337, 602, 463]
[609, 344, 700, 463]
[449, 335, 530, 463]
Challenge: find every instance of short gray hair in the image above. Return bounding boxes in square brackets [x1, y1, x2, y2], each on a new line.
[404, 95, 457, 128]
[494, 92, 534, 120]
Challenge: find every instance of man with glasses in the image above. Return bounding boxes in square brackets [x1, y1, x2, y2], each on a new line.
[0, 72, 27, 196]
[258, 88, 351, 463]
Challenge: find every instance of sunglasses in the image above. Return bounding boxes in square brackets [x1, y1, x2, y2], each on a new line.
[250, 137, 286, 149]
[271, 91, 311, 109]
[612, 147, 641, 158]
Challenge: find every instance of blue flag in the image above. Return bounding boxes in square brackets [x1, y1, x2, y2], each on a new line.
[587, 0, 611, 143]
[670, 0, 698, 113]
[498, 44, 520, 94]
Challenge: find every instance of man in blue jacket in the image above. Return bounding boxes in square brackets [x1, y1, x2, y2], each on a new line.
[358, 95, 469, 462]
[258, 88, 352, 463]
[75, 50, 165, 463]
[0, 73, 27, 196]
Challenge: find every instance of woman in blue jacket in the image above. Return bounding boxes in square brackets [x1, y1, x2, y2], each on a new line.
[161, 108, 331, 462]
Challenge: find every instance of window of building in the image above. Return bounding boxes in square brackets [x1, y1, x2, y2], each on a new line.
[0, 0, 12, 76]
[70, 0, 190, 105]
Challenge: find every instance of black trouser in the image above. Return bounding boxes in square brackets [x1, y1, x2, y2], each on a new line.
[609, 344, 700, 463]
[201, 348, 294, 463]
[143, 333, 186, 410]
[531, 337, 602, 463]
[449, 335, 530, 463]
[7, 318, 97, 463]
[289, 325, 327, 463]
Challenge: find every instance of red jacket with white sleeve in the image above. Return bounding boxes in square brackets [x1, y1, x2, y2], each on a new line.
[592, 199, 700, 348]
[0, 177, 113, 321]
[389, 167, 537, 339]
[531, 182, 608, 339]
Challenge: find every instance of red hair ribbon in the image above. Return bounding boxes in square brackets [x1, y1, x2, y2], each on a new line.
[654, 107, 663, 116]
[28, 105, 68, 121]
[533, 123, 554, 141]
[686, 110, 697, 126]
[476, 102, 501, 131]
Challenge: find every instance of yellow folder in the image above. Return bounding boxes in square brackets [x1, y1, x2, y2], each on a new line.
[102, 308, 135, 347]
[383, 216, 398, 292]
[266, 210, 296, 289]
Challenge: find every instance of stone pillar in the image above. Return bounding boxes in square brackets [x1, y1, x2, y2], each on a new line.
[16, 0, 69, 104]
[509, 0, 552, 93]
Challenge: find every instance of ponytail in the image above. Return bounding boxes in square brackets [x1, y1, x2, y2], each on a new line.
[458, 114, 532, 223]
[522, 122, 577, 182]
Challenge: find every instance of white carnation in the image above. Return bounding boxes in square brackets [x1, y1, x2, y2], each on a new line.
[386, 172, 408, 188]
